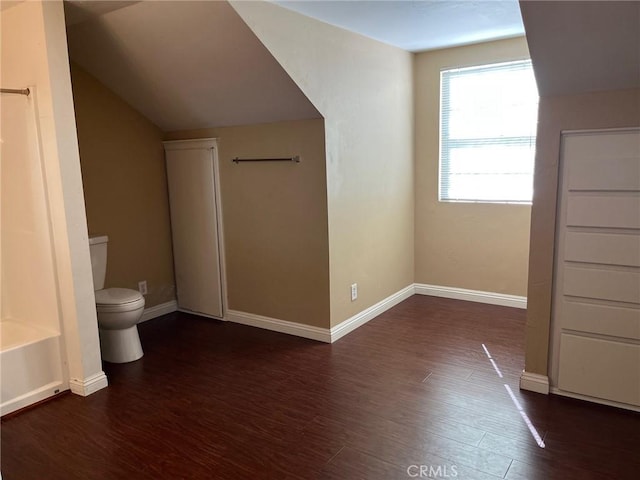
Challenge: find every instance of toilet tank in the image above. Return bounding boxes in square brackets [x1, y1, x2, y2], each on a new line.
[88, 235, 108, 291]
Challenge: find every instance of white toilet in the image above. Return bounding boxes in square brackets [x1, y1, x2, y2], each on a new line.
[89, 235, 145, 363]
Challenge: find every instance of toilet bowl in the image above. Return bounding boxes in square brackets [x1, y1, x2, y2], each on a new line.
[96, 287, 145, 363]
[89, 236, 145, 363]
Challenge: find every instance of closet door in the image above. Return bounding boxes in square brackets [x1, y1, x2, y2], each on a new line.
[552, 129, 640, 407]
[164, 139, 223, 318]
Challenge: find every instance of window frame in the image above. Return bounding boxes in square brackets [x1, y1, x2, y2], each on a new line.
[438, 59, 538, 205]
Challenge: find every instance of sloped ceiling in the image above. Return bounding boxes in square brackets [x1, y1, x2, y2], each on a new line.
[273, 0, 525, 52]
[64, 0, 140, 25]
[519, 0, 640, 96]
[65, 0, 321, 131]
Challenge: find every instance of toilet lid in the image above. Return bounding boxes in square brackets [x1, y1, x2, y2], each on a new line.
[95, 288, 143, 305]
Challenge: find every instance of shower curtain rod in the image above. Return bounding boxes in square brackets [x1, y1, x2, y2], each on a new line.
[1, 88, 30, 96]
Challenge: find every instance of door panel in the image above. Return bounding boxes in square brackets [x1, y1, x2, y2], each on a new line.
[559, 333, 640, 406]
[565, 232, 640, 267]
[563, 267, 640, 304]
[165, 142, 223, 318]
[553, 129, 640, 408]
[566, 195, 640, 229]
[568, 155, 640, 191]
[562, 300, 640, 340]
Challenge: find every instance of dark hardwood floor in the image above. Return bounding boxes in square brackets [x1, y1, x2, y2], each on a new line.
[2, 295, 639, 479]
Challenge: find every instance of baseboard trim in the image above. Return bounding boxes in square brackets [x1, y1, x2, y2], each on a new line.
[140, 300, 178, 323]
[549, 387, 640, 413]
[69, 371, 108, 397]
[224, 283, 523, 343]
[330, 284, 415, 343]
[226, 310, 331, 343]
[415, 283, 527, 309]
[226, 285, 415, 344]
[520, 371, 549, 394]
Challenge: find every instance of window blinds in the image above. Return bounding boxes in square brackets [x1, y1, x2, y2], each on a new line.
[439, 60, 539, 203]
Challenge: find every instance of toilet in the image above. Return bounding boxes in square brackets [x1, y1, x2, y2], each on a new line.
[89, 235, 145, 363]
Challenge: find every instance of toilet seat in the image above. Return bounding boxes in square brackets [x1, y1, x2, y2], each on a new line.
[96, 288, 145, 313]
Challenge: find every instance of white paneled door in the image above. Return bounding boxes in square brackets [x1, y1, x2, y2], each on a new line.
[164, 139, 224, 319]
[552, 129, 640, 408]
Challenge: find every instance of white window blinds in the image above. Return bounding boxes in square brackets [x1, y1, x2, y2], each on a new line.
[439, 60, 539, 203]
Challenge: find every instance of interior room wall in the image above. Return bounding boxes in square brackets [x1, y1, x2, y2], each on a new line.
[70, 63, 175, 309]
[165, 119, 330, 328]
[1, 0, 105, 391]
[414, 37, 532, 297]
[525, 88, 640, 377]
[231, 1, 415, 327]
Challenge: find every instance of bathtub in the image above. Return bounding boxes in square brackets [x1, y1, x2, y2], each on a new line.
[0, 320, 65, 416]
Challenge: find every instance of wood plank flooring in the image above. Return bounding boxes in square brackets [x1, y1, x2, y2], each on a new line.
[2, 295, 639, 479]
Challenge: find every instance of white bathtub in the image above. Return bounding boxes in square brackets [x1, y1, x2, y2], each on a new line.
[0, 320, 65, 416]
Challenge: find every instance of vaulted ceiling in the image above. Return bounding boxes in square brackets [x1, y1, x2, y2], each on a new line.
[65, 0, 531, 132]
[65, 0, 321, 131]
[65, 1, 640, 133]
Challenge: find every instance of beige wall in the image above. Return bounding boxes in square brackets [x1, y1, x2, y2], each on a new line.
[165, 120, 330, 328]
[525, 88, 640, 376]
[1, 1, 104, 388]
[70, 64, 175, 308]
[414, 37, 532, 296]
[232, 1, 415, 327]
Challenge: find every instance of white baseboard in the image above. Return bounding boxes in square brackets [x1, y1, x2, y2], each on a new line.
[415, 283, 527, 309]
[226, 285, 415, 343]
[549, 387, 640, 413]
[226, 310, 331, 343]
[222, 283, 524, 343]
[69, 371, 108, 397]
[330, 284, 415, 342]
[520, 371, 549, 394]
[140, 300, 178, 323]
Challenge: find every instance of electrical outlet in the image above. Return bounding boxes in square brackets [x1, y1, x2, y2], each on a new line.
[138, 280, 148, 295]
[351, 283, 358, 301]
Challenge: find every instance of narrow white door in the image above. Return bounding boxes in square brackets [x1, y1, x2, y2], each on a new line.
[552, 129, 640, 408]
[164, 139, 223, 318]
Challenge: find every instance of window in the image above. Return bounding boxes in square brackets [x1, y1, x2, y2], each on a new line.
[439, 59, 538, 203]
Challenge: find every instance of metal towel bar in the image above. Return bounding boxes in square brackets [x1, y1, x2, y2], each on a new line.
[232, 155, 300, 163]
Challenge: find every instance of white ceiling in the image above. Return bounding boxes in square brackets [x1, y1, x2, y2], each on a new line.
[64, 0, 640, 133]
[272, 0, 525, 52]
[65, 0, 528, 131]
